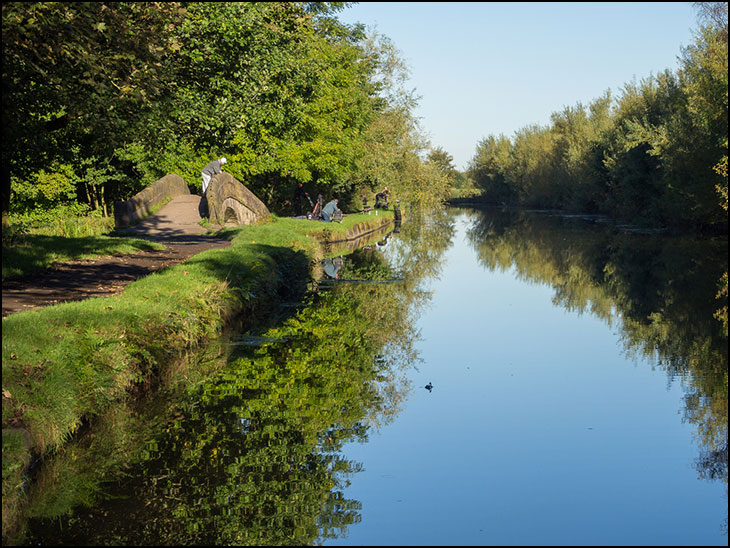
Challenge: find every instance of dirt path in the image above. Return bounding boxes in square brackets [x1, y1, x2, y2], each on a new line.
[2, 195, 231, 317]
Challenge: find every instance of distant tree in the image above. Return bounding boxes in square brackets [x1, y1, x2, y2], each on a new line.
[468, 135, 515, 204]
[466, 2, 727, 230]
[427, 147, 457, 178]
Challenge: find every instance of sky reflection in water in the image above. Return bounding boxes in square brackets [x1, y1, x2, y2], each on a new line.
[325, 208, 728, 547]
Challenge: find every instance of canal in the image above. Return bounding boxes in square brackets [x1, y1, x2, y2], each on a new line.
[17, 207, 728, 545]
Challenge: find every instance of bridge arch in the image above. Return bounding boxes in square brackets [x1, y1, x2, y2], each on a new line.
[206, 172, 270, 226]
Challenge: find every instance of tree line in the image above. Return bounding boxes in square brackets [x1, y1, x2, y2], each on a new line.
[468, 2, 728, 232]
[1, 2, 450, 230]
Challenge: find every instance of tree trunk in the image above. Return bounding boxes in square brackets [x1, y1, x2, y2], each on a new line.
[84, 182, 93, 209]
[90, 185, 99, 211]
[2, 161, 10, 232]
[100, 184, 108, 217]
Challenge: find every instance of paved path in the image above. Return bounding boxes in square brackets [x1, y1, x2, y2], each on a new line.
[2, 195, 231, 317]
[115, 194, 210, 238]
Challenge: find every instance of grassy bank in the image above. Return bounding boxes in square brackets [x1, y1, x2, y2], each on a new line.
[1, 211, 395, 538]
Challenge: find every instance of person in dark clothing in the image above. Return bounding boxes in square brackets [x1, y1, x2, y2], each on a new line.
[375, 187, 390, 209]
[293, 182, 311, 217]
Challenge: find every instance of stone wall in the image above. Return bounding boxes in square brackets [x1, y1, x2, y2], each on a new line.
[323, 221, 394, 255]
[206, 172, 270, 226]
[113, 174, 190, 228]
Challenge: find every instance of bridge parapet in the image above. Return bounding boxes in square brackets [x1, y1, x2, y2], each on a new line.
[114, 174, 190, 228]
[206, 172, 270, 226]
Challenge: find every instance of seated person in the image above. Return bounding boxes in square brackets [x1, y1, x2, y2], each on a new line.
[321, 198, 341, 222]
[374, 187, 390, 209]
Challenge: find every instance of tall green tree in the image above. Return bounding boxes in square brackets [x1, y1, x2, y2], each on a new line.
[350, 32, 449, 208]
[1, 2, 185, 222]
[683, 2, 728, 218]
[468, 134, 514, 204]
[427, 147, 457, 178]
[2, 2, 450, 226]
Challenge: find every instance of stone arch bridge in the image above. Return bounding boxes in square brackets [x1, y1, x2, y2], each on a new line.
[113, 172, 270, 233]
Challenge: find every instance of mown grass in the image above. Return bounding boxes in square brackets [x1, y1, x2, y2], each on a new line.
[1, 212, 394, 538]
[2, 234, 166, 280]
[219, 210, 395, 248]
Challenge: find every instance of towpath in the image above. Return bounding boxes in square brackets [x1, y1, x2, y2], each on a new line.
[2, 195, 231, 317]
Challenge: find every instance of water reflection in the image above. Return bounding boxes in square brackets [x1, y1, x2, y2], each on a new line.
[14, 206, 727, 544]
[322, 256, 343, 279]
[464, 206, 728, 520]
[15, 206, 726, 543]
[17, 210, 457, 545]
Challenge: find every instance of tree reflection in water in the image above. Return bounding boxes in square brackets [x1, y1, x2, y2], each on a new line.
[465, 206, 728, 531]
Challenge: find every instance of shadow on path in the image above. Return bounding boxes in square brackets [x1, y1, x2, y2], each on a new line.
[2, 196, 231, 317]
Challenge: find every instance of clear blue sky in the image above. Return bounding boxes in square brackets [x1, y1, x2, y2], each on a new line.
[336, 2, 699, 171]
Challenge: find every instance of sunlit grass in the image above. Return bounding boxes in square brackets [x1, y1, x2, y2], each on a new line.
[2, 234, 166, 280]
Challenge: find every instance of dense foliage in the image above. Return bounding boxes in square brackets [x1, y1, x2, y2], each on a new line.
[468, 2, 728, 232]
[1, 1, 448, 230]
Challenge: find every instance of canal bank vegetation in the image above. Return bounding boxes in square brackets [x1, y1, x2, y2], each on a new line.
[1, 211, 395, 539]
[467, 2, 728, 233]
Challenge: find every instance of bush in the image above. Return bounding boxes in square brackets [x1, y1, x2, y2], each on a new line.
[9, 205, 114, 238]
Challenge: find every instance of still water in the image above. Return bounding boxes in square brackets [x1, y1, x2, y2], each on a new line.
[325, 208, 728, 546]
[18, 207, 728, 545]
